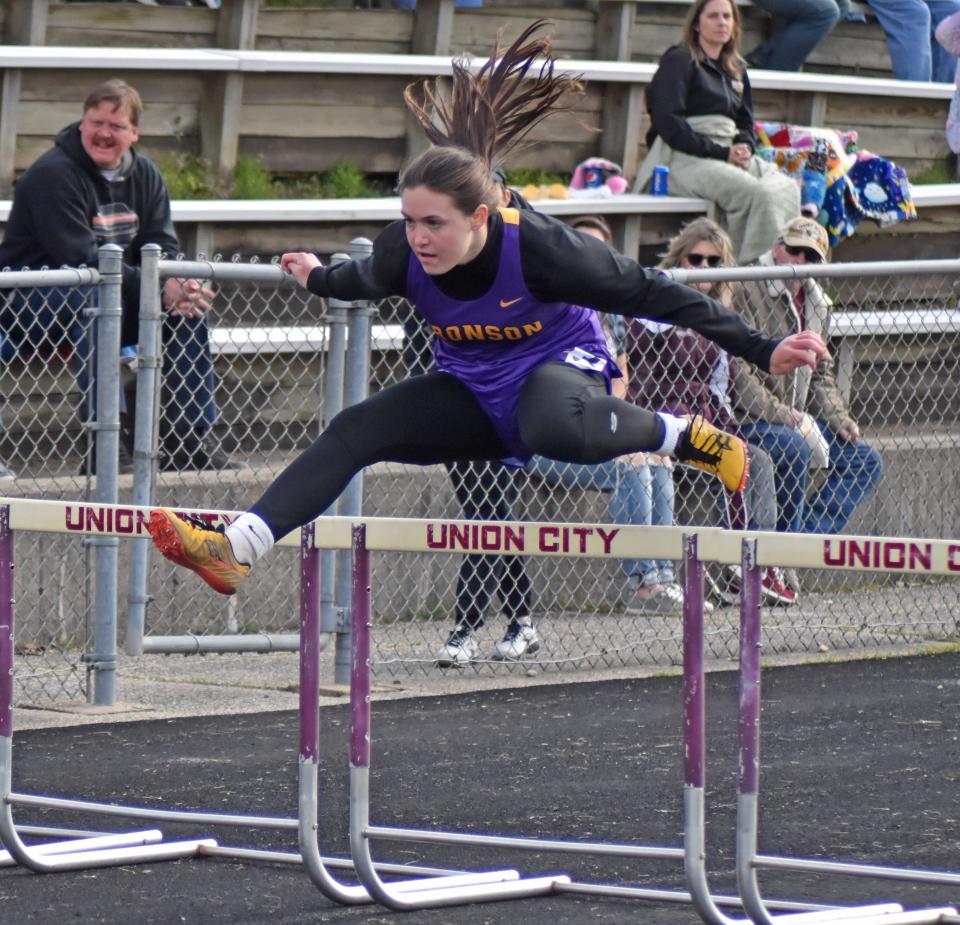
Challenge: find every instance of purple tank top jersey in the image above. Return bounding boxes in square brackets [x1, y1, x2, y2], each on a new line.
[406, 207, 617, 464]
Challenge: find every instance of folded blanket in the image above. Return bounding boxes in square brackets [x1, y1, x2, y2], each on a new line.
[754, 121, 916, 246]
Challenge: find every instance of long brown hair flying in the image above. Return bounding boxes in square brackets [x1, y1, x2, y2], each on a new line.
[400, 19, 584, 213]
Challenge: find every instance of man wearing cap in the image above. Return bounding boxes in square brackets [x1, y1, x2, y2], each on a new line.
[730, 217, 883, 545]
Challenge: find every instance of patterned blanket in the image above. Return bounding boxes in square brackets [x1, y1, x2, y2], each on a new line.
[754, 122, 916, 247]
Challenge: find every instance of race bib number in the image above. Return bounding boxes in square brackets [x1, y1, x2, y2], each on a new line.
[563, 347, 607, 373]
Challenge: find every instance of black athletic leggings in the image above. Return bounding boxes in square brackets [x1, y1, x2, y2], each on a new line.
[252, 362, 664, 539]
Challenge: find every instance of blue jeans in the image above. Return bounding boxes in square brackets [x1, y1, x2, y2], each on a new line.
[868, 0, 960, 81]
[739, 421, 883, 534]
[530, 455, 675, 586]
[1, 284, 218, 437]
[748, 0, 850, 71]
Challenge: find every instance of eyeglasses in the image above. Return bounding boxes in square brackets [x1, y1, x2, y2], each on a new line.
[784, 244, 823, 263]
[684, 252, 722, 268]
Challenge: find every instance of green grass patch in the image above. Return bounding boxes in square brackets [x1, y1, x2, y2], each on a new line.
[155, 151, 389, 200]
[506, 167, 570, 188]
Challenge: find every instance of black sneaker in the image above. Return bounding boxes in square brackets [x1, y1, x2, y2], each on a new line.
[437, 624, 479, 667]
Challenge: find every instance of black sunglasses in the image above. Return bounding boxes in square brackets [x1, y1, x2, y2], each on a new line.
[685, 252, 722, 268]
[784, 244, 823, 263]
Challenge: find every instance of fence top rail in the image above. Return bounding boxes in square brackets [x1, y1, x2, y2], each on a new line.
[665, 257, 960, 283]
[156, 259, 289, 283]
[2, 500, 957, 575]
[0, 45, 952, 100]
[0, 267, 99, 288]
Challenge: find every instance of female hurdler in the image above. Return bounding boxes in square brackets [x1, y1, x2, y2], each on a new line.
[147, 21, 825, 596]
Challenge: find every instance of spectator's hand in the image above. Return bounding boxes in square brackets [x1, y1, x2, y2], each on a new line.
[162, 277, 214, 319]
[769, 331, 826, 374]
[727, 143, 752, 169]
[281, 252, 322, 288]
[782, 408, 805, 428]
[837, 419, 860, 443]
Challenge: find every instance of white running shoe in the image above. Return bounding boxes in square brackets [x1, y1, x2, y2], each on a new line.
[492, 619, 540, 661]
[659, 581, 715, 614]
[437, 625, 479, 667]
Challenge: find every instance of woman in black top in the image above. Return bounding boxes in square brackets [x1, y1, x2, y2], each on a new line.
[635, 0, 800, 262]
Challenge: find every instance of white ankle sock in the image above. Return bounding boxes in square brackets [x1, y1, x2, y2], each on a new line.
[655, 412, 687, 456]
[224, 513, 274, 565]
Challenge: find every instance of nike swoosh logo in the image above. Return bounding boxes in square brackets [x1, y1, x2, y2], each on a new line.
[499, 297, 522, 308]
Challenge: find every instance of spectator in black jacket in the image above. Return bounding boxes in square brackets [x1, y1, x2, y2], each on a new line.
[634, 0, 800, 262]
[0, 79, 233, 472]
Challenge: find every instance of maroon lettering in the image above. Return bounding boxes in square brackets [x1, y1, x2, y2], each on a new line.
[426, 524, 447, 549]
[86, 506, 105, 533]
[596, 527, 619, 554]
[504, 525, 524, 552]
[848, 540, 870, 568]
[949, 544, 960, 572]
[824, 539, 845, 566]
[909, 543, 931, 571]
[571, 527, 591, 553]
[65, 506, 84, 531]
[449, 523, 470, 550]
[882, 542, 905, 569]
[116, 509, 134, 534]
[539, 526, 559, 552]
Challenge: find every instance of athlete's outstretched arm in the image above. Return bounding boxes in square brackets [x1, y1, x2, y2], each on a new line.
[281, 222, 409, 301]
[769, 330, 826, 373]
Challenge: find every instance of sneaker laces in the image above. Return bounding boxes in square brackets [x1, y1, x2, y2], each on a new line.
[179, 512, 226, 535]
[446, 625, 473, 647]
[681, 419, 732, 468]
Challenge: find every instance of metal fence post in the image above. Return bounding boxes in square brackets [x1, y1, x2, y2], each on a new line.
[332, 237, 374, 686]
[320, 254, 350, 652]
[85, 244, 123, 705]
[125, 244, 164, 656]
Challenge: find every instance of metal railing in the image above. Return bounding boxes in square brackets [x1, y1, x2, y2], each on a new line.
[0, 250, 958, 705]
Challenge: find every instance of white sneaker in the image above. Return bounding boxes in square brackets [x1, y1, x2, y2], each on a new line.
[492, 619, 540, 660]
[437, 625, 479, 667]
[660, 581, 714, 614]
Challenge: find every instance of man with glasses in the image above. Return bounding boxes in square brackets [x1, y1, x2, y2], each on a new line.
[731, 217, 883, 556]
[0, 79, 233, 474]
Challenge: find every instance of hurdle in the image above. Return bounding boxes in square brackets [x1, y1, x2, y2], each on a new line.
[323, 516, 960, 919]
[0, 500, 529, 899]
[330, 518, 883, 915]
[722, 532, 960, 925]
[5, 498, 960, 920]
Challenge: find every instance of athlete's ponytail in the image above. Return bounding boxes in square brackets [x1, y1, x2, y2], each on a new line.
[399, 19, 583, 214]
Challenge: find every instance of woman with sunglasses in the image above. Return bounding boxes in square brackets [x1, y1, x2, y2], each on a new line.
[145, 22, 825, 599]
[635, 0, 800, 263]
[628, 218, 797, 605]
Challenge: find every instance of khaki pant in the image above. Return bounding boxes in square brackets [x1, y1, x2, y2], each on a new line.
[637, 114, 800, 262]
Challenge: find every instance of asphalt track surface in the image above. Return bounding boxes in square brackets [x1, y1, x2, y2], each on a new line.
[4, 652, 960, 924]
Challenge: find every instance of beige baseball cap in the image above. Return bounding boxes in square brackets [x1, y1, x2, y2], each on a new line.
[779, 216, 830, 262]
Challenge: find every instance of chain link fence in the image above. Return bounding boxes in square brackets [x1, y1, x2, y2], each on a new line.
[2, 251, 959, 705]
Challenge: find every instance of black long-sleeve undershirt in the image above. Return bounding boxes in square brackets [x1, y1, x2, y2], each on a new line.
[306, 208, 778, 372]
